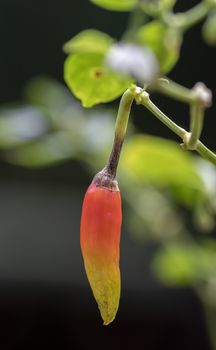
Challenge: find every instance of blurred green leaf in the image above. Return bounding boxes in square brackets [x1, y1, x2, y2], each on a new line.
[203, 239, 216, 253]
[196, 159, 216, 199]
[90, 0, 137, 11]
[0, 106, 48, 149]
[124, 186, 184, 242]
[24, 77, 76, 111]
[137, 21, 182, 73]
[158, 0, 176, 9]
[24, 76, 87, 131]
[63, 30, 114, 54]
[202, 12, 216, 46]
[64, 52, 132, 107]
[120, 135, 206, 208]
[152, 242, 216, 286]
[81, 109, 114, 153]
[5, 132, 74, 167]
[194, 202, 216, 232]
[0, 77, 119, 168]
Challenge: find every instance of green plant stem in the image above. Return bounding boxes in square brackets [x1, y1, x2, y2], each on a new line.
[106, 86, 135, 177]
[156, 80, 212, 152]
[137, 91, 186, 138]
[139, 1, 159, 18]
[123, 7, 146, 42]
[139, 1, 211, 30]
[136, 90, 216, 166]
[156, 79, 195, 104]
[188, 103, 205, 149]
[163, 1, 212, 30]
[197, 141, 216, 165]
[114, 86, 135, 141]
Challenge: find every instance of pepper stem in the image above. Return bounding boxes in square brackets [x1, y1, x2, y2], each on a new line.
[105, 86, 135, 178]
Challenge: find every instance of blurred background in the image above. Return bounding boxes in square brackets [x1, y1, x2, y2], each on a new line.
[0, 0, 216, 349]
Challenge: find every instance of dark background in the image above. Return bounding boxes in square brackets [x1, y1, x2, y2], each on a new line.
[0, 0, 215, 349]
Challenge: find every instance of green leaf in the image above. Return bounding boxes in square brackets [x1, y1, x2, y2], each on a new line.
[90, 0, 137, 11]
[137, 21, 182, 73]
[5, 132, 74, 167]
[152, 243, 216, 287]
[63, 30, 114, 54]
[120, 135, 205, 208]
[153, 245, 201, 286]
[24, 77, 75, 110]
[64, 52, 132, 108]
[124, 187, 184, 242]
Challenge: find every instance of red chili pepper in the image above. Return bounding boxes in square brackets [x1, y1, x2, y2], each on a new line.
[80, 171, 122, 325]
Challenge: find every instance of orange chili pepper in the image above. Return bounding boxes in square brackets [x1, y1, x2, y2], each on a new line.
[80, 171, 122, 325]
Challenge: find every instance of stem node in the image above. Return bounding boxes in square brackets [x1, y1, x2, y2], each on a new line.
[192, 82, 212, 108]
[181, 132, 197, 151]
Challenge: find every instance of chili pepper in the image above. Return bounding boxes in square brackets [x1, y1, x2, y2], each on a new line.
[80, 88, 134, 325]
[80, 169, 122, 325]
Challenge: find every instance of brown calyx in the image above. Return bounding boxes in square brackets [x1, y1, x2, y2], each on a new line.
[93, 167, 119, 192]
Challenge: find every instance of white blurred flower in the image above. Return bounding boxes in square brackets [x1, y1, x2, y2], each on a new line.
[105, 42, 159, 85]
